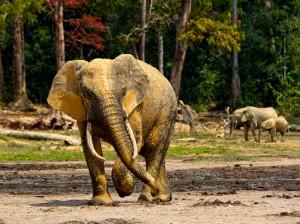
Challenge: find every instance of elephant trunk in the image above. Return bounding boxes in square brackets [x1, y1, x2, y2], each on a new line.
[91, 95, 158, 193]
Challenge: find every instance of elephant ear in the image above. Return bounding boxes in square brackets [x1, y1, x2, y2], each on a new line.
[112, 54, 150, 116]
[242, 110, 257, 127]
[47, 60, 88, 121]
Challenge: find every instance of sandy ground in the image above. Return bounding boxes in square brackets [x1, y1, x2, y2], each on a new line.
[0, 159, 300, 224]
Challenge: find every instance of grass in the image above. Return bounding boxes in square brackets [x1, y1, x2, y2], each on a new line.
[0, 130, 299, 162]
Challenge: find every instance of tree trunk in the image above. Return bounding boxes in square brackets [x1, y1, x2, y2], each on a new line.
[158, 33, 164, 74]
[264, 0, 276, 52]
[170, 0, 191, 99]
[9, 17, 34, 111]
[0, 50, 3, 101]
[54, 1, 65, 70]
[140, 0, 146, 61]
[231, 0, 241, 108]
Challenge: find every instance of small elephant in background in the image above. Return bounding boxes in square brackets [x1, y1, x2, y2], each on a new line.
[261, 116, 289, 142]
[239, 106, 278, 142]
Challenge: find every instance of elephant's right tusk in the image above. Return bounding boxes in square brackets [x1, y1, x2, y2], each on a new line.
[86, 122, 106, 161]
[125, 118, 138, 160]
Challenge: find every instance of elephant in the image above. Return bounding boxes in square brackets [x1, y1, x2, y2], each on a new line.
[229, 107, 249, 137]
[240, 106, 278, 142]
[260, 116, 289, 142]
[47, 54, 177, 205]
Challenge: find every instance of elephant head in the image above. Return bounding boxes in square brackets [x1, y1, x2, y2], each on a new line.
[47, 54, 158, 193]
[240, 110, 257, 128]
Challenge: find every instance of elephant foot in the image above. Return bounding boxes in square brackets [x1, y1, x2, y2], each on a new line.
[158, 192, 172, 202]
[88, 195, 114, 206]
[138, 191, 172, 204]
[138, 192, 155, 203]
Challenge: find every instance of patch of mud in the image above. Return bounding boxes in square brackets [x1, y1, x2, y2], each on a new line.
[268, 211, 300, 217]
[59, 218, 141, 224]
[0, 164, 299, 195]
[262, 193, 300, 199]
[193, 199, 246, 207]
[201, 189, 237, 196]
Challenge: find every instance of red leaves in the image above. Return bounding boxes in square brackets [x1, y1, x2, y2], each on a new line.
[47, 0, 89, 8]
[65, 14, 105, 50]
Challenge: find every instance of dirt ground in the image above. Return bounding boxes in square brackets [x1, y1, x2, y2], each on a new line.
[0, 159, 299, 224]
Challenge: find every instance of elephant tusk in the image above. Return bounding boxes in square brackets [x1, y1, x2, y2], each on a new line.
[125, 118, 138, 160]
[86, 122, 106, 161]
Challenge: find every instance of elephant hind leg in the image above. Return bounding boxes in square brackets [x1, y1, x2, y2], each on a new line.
[156, 161, 172, 202]
[138, 119, 174, 203]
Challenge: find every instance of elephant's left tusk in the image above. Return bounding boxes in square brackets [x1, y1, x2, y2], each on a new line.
[86, 122, 106, 161]
[125, 118, 138, 160]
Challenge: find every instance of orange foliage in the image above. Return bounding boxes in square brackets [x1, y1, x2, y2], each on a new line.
[65, 14, 105, 50]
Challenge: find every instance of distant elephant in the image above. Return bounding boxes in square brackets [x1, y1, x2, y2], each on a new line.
[261, 116, 289, 142]
[47, 54, 177, 205]
[240, 106, 278, 142]
[229, 107, 248, 137]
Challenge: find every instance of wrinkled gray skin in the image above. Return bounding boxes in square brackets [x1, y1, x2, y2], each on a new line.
[240, 106, 278, 142]
[47, 54, 177, 205]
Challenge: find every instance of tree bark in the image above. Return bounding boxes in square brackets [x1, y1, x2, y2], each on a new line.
[140, 0, 146, 61]
[0, 129, 80, 145]
[0, 50, 3, 101]
[170, 0, 191, 99]
[54, 1, 65, 70]
[231, 0, 241, 108]
[158, 33, 164, 73]
[264, 0, 276, 52]
[9, 17, 34, 111]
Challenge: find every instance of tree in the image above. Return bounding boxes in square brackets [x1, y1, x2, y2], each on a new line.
[170, 0, 192, 99]
[140, 0, 147, 61]
[5, 0, 43, 111]
[231, 0, 240, 108]
[65, 15, 105, 59]
[47, 0, 65, 70]
[0, 1, 8, 102]
[47, 0, 89, 69]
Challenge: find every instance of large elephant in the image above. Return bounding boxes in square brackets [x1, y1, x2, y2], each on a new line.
[240, 106, 278, 142]
[47, 54, 177, 205]
[229, 107, 248, 137]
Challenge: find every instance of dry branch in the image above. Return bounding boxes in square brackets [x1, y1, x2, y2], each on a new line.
[0, 129, 81, 145]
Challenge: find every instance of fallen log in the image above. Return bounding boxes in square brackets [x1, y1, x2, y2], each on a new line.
[289, 125, 300, 132]
[0, 129, 81, 145]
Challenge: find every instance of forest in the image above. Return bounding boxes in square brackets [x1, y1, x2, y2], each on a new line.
[0, 0, 299, 115]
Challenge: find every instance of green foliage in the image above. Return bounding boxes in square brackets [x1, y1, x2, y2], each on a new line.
[0, 0, 299, 115]
[237, 0, 300, 113]
[4, 0, 44, 24]
[179, 18, 242, 52]
[25, 25, 56, 103]
[0, 3, 8, 48]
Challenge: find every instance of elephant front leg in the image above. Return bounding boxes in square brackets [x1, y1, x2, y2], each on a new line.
[244, 124, 249, 141]
[78, 122, 113, 206]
